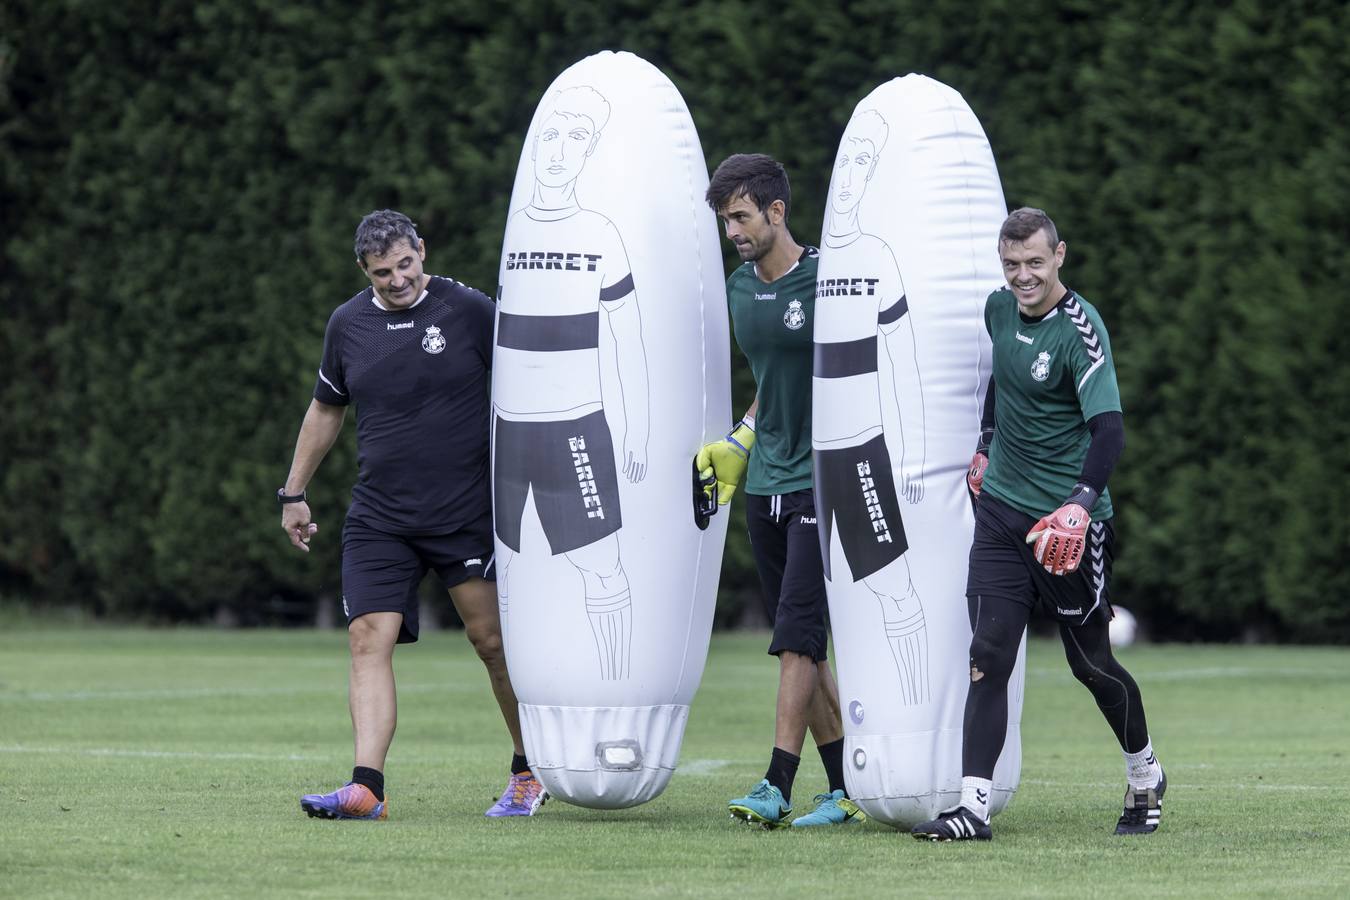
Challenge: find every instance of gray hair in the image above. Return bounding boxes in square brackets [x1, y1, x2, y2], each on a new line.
[354, 209, 420, 264]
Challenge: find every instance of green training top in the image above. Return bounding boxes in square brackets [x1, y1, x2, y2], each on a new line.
[982, 287, 1120, 521]
[727, 247, 819, 495]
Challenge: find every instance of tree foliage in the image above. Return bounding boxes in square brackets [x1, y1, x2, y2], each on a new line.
[2, 0, 1345, 639]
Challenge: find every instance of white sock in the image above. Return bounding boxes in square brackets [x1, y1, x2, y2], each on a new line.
[960, 776, 992, 822]
[1123, 739, 1162, 789]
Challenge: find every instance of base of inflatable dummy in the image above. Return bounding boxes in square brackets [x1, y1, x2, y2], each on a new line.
[845, 727, 1020, 828]
[520, 703, 689, 808]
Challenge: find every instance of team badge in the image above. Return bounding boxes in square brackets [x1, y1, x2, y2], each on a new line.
[783, 299, 806, 330]
[422, 325, 446, 354]
[1030, 351, 1051, 382]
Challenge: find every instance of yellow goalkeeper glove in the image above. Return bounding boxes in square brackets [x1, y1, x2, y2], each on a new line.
[695, 419, 756, 506]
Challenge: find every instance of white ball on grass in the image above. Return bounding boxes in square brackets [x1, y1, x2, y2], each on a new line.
[1109, 606, 1138, 648]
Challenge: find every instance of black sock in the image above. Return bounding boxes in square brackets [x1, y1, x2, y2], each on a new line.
[765, 748, 801, 804]
[817, 738, 846, 795]
[351, 766, 384, 802]
[511, 753, 530, 775]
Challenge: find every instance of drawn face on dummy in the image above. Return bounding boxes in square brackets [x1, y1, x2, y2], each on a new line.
[530, 87, 611, 193]
[532, 112, 599, 188]
[829, 111, 887, 230]
[831, 137, 878, 219]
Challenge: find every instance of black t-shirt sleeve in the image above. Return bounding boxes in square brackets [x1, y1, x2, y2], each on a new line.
[313, 305, 351, 406]
[463, 287, 496, 370]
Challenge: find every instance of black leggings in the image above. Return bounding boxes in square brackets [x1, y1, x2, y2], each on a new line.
[963, 592, 1150, 779]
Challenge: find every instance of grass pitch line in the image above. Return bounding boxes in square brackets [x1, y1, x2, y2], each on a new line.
[0, 744, 334, 762]
[675, 758, 734, 775]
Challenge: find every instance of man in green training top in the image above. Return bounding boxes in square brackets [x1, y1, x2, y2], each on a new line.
[697, 153, 863, 829]
[912, 207, 1166, 842]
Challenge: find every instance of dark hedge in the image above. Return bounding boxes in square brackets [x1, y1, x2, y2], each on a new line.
[2, 0, 1346, 639]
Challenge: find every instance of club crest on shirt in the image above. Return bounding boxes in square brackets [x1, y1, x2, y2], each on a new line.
[1030, 351, 1051, 382]
[422, 325, 446, 354]
[783, 299, 806, 330]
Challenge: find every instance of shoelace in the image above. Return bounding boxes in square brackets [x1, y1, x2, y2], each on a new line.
[747, 783, 777, 801]
[508, 775, 539, 806]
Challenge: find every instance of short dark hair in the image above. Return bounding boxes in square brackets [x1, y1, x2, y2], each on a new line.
[706, 153, 791, 221]
[354, 209, 420, 264]
[999, 207, 1059, 248]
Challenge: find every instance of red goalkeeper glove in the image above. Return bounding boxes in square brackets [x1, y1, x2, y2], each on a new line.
[1026, 502, 1090, 575]
[967, 452, 989, 499]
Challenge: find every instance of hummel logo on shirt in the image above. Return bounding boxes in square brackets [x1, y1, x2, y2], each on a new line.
[755, 292, 777, 300]
[1016, 331, 1033, 344]
[387, 321, 415, 331]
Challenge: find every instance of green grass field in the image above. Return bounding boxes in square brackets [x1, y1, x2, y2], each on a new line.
[2, 626, 1348, 898]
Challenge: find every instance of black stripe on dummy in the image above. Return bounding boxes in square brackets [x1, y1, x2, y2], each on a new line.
[814, 336, 878, 379]
[497, 311, 600, 352]
[877, 294, 909, 327]
[599, 273, 635, 303]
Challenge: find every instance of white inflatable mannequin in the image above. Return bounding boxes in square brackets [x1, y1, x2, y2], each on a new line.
[812, 74, 1026, 827]
[492, 51, 731, 809]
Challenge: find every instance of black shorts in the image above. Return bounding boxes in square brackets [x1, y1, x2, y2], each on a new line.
[746, 489, 830, 661]
[966, 494, 1113, 626]
[815, 434, 908, 582]
[494, 411, 623, 555]
[341, 513, 496, 644]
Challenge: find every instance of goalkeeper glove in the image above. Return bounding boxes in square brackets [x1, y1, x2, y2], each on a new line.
[695, 418, 756, 506]
[1026, 483, 1098, 575]
[967, 452, 989, 499]
[968, 425, 994, 500]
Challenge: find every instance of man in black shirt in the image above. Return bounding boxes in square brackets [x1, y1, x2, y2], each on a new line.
[280, 210, 543, 820]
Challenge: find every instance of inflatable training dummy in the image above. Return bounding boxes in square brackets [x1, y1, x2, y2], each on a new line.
[812, 74, 1025, 827]
[492, 51, 731, 809]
